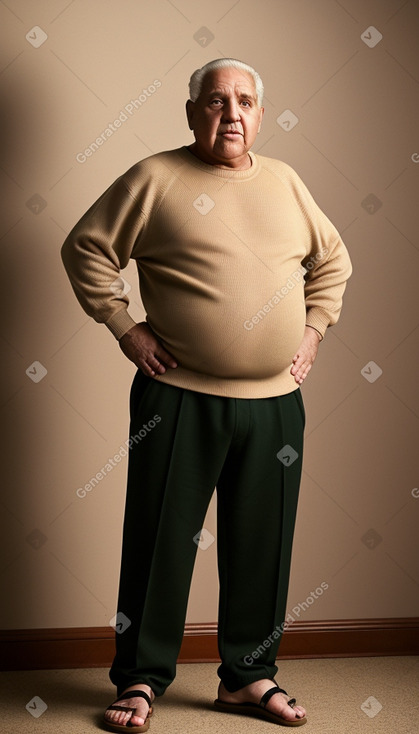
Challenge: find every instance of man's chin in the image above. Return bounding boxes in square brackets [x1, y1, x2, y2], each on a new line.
[213, 148, 252, 169]
[215, 138, 246, 155]
[189, 141, 250, 168]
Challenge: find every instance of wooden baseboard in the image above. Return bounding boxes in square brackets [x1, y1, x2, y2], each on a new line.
[0, 618, 417, 671]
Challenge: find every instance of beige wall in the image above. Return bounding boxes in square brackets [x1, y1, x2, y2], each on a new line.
[1, 0, 418, 632]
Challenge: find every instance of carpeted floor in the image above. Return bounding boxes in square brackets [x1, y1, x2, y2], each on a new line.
[1, 657, 418, 733]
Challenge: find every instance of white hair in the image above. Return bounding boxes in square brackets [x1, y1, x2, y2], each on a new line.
[188, 58, 264, 106]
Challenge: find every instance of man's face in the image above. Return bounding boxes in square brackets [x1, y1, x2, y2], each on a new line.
[186, 67, 264, 169]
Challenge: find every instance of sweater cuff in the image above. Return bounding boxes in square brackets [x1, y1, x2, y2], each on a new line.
[105, 309, 137, 340]
[305, 308, 331, 340]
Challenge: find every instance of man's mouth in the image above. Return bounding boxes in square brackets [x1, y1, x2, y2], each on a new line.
[219, 130, 243, 138]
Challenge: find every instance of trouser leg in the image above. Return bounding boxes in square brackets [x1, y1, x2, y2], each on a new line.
[216, 389, 305, 691]
[109, 371, 233, 697]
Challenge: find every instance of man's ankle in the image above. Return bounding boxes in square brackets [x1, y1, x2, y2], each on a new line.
[121, 683, 154, 700]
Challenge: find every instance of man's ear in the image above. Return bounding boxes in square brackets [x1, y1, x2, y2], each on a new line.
[257, 106, 265, 133]
[186, 99, 194, 130]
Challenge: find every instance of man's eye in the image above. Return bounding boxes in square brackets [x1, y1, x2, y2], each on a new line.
[241, 100, 251, 107]
[210, 99, 223, 106]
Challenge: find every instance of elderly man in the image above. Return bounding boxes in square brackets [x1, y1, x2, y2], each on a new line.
[62, 58, 351, 731]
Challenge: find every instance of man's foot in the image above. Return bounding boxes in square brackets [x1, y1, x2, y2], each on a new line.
[104, 683, 154, 731]
[216, 679, 307, 725]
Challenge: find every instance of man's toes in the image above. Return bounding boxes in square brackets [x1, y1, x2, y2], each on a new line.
[116, 711, 130, 725]
[290, 704, 306, 720]
[129, 704, 149, 726]
[270, 695, 306, 722]
[131, 714, 146, 726]
[280, 706, 298, 722]
[105, 708, 134, 726]
[107, 711, 122, 724]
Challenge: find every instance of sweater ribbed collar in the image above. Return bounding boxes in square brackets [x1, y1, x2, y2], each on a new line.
[178, 145, 260, 180]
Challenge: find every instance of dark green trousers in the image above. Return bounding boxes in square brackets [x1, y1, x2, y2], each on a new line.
[109, 370, 305, 697]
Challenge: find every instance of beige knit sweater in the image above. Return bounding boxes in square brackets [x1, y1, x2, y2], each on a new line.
[61, 146, 352, 398]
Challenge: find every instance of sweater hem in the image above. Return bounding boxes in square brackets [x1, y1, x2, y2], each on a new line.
[153, 366, 300, 399]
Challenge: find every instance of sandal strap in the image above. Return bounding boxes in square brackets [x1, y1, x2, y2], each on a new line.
[260, 685, 296, 709]
[260, 686, 287, 708]
[112, 690, 152, 707]
[107, 705, 137, 713]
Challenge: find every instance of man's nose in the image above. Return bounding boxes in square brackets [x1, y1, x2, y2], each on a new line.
[221, 98, 240, 121]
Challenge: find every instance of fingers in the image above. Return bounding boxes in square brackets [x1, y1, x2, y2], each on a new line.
[291, 353, 313, 384]
[156, 346, 178, 370]
[139, 350, 178, 377]
[291, 329, 319, 384]
[138, 357, 163, 377]
[119, 322, 178, 375]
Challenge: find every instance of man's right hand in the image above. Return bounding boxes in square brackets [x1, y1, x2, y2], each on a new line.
[119, 321, 178, 377]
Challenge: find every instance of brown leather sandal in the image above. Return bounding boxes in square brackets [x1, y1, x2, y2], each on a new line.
[103, 689, 153, 732]
[214, 683, 307, 726]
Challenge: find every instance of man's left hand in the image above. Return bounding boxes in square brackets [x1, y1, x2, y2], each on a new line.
[290, 326, 321, 385]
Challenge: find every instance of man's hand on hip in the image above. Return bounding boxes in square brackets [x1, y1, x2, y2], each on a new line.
[119, 322, 178, 377]
[290, 326, 321, 385]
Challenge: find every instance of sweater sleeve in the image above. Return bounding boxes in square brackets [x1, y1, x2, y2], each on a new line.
[303, 224, 352, 339]
[61, 175, 146, 340]
[286, 170, 352, 339]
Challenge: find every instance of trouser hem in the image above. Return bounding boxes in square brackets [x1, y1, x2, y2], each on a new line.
[217, 665, 279, 693]
[109, 671, 169, 698]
